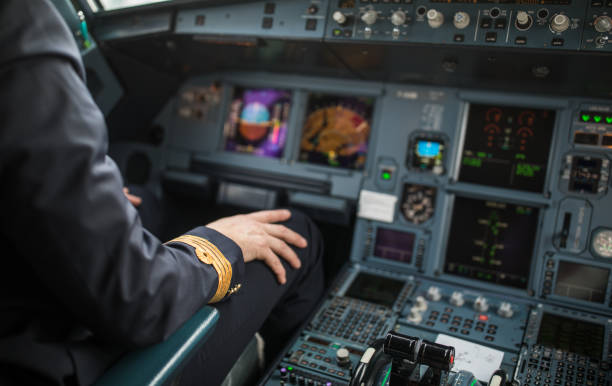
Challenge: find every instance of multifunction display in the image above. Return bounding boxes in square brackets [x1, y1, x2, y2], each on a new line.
[373, 228, 415, 263]
[460, 104, 556, 193]
[344, 272, 404, 308]
[554, 261, 609, 304]
[445, 197, 539, 289]
[224, 87, 292, 158]
[537, 313, 605, 360]
[299, 94, 373, 170]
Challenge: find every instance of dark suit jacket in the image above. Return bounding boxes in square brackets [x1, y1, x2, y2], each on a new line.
[0, 1, 244, 384]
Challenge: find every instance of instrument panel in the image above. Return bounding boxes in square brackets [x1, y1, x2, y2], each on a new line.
[152, 72, 612, 385]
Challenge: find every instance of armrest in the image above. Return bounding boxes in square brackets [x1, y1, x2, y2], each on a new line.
[95, 306, 219, 386]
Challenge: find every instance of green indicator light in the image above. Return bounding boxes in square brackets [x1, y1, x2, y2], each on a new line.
[594, 115, 602, 123]
[606, 117, 612, 124]
[582, 114, 591, 122]
[477, 151, 487, 158]
[381, 171, 391, 180]
[515, 153, 526, 160]
[288, 366, 293, 371]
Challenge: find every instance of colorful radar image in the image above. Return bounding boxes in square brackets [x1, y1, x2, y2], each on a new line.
[224, 87, 292, 158]
[299, 94, 374, 170]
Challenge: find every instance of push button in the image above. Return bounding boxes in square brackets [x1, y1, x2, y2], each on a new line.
[262, 17, 273, 29]
[551, 38, 564, 46]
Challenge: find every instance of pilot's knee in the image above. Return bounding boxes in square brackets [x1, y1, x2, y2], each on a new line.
[283, 209, 324, 268]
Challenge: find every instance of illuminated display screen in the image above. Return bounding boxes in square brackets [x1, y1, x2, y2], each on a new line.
[374, 228, 415, 263]
[223, 87, 292, 158]
[444, 197, 539, 289]
[411, 138, 445, 175]
[537, 313, 604, 360]
[345, 272, 404, 307]
[299, 94, 374, 170]
[554, 261, 609, 304]
[459, 104, 556, 193]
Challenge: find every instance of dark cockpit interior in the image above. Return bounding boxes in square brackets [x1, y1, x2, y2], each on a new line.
[9, 0, 612, 385]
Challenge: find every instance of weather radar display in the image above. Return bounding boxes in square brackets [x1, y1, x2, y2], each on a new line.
[299, 94, 374, 170]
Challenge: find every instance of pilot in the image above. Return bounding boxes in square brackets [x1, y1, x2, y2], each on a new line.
[0, 1, 324, 385]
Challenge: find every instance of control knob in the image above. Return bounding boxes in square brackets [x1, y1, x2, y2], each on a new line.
[497, 302, 514, 318]
[407, 306, 423, 324]
[414, 295, 428, 311]
[427, 9, 444, 28]
[361, 10, 378, 26]
[426, 286, 442, 302]
[515, 11, 533, 31]
[279, 367, 288, 381]
[336, 347, 351, 367]
[332, 11, 348, 26]
[594, 16, 612, 33]
[391, 10, 407, 26]
[449, 291, 465, 307]
[453, 12, 470, 29]
[550, 13, 570, 33]
[473, 296, 489, 312]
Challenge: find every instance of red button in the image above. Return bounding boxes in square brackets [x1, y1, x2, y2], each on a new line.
[478, 314, 489, 321]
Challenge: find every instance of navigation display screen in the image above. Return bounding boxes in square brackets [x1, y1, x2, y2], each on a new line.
[444, 197, 539, 289]
[223, 87, 292, 158]
[374, 228, 415, 263]
[345, 272, 404, 307]
[537, 313, 604, 360]
[299, 94, 374, 170]
[459, 104, 556, 193]
[554, 261, 609, 304]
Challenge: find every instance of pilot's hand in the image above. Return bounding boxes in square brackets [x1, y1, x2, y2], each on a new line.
[123, 187, 142, 207]
[206, 210, 307, 284]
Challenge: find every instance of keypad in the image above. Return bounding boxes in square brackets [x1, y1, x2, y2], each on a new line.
[425, 310, 497, 342]
[309, 297, 392, 345]
[521, 346, 611, 386]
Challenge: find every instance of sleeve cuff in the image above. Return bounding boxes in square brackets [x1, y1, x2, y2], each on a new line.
[166, 226, 245, 303]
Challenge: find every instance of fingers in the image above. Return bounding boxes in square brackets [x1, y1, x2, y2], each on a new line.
[123, 187, 142, 207]
[128, 194, 142, 207]
[266, 235, 301, 269]
[247, 209, 291, 223]
[261, 248, 287, 284]
[264, 223, 307, 248]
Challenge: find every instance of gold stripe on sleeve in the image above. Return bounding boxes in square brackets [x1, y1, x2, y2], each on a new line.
[165, 235, 234, 303]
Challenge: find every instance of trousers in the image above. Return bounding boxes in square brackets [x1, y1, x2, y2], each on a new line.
[179, 210, 325, 385]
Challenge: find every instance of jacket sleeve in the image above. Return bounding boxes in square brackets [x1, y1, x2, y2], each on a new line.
[0, 14, 244, 347]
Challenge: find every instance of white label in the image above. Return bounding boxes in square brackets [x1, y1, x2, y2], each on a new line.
[435, 334, 504, 382]
[357, 190, 397, 223]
